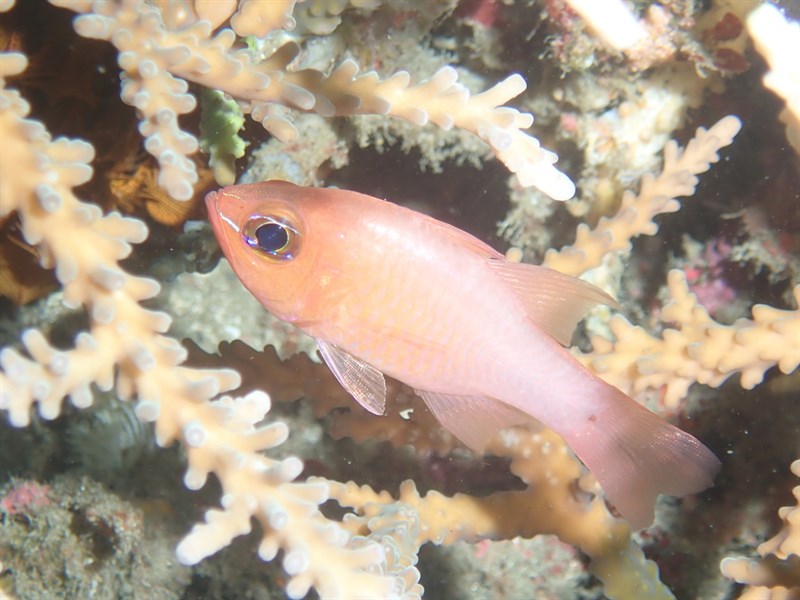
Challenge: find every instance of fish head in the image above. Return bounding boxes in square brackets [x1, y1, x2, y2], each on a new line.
[205, 180, 326, 320]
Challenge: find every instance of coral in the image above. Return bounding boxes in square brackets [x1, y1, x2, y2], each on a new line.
[720, 460, 800, 598]
[1, 1, 799, 599]
[198, 88, 247, 186]
[577, 267, 800, 410]
[0, 225, 57, 305]
[564, 0, 649, 54]
[548, 0, 709, 74]
[0, 0, 212, 302]
[747, 2, 800, 152]
[46, 0, 574, 201]
[0, 475, 186, 598]
[543, 116, 743, 277]
[0, 46, 397, 598]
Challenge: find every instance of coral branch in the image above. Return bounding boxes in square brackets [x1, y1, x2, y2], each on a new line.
[50, 0, 574, 200]
[327, 427, 673, 600]
[544, 116, 742, 277]
[747, 3, 800, 152]
[0, 49, 399, 598]
[721, 460, 800, 598]
[580, 270, 800, 409]
[2, 2, 798, 599]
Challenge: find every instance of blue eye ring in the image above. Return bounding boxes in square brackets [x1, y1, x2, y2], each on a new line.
[243, 215, 300, 260]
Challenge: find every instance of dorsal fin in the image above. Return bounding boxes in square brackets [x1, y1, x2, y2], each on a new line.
[488, 261, 620, 346]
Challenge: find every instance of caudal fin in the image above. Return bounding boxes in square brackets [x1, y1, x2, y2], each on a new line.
[565, 386, 720, 529]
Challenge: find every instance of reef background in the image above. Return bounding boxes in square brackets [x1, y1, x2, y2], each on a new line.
[1, 1, 799, 599]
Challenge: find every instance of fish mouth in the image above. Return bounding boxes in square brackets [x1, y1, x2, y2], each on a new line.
[204, 190, 221, 231]
[204, 190, 218, 211]
[205, 189, 241, 236]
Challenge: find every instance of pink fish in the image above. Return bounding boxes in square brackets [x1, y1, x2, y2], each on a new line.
[206, 181, 720, 528]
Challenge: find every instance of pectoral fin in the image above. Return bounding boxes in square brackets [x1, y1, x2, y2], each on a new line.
[489, 260, 620, 346]
[415, 389, 532, 451]
[317, 339, 386, 415]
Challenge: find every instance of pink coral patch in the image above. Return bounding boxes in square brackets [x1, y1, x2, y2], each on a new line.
[0, 481, 51, 515]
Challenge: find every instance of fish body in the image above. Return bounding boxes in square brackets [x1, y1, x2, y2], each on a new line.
[206, 181, 720, 528]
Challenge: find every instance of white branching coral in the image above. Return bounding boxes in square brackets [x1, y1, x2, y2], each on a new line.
[720, 460, 800, 598]
[48, 0, 574, 201]
[747, 3, 800, 152]
[581, 270, 800, 409]
[541, 113, 799, 409]
[564, 0, 648, 52]
[174, 390, 394, 600]
[544, 116, 743, 277]
[2, 2, 799, 599]
[0, 49, 403, 599]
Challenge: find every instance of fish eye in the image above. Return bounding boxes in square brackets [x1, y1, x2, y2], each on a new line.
[256, 223, 288, 252]
[243, 215, 300, 260]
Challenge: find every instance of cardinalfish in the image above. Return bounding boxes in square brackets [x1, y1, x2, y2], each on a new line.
[206, 180, 720, 529]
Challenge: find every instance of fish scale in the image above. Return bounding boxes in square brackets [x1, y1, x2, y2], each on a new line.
[334, 220, 516, 391]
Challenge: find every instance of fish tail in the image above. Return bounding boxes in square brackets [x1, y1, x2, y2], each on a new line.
[563, 383, 720, 529]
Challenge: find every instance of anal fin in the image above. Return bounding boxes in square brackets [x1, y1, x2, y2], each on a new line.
[415, 389, 532, 451]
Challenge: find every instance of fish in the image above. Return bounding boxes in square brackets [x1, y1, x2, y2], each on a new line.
[205, 180, 721, 529]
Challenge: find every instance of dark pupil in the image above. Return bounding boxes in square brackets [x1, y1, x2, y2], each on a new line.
[255, 223, 289, 253]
